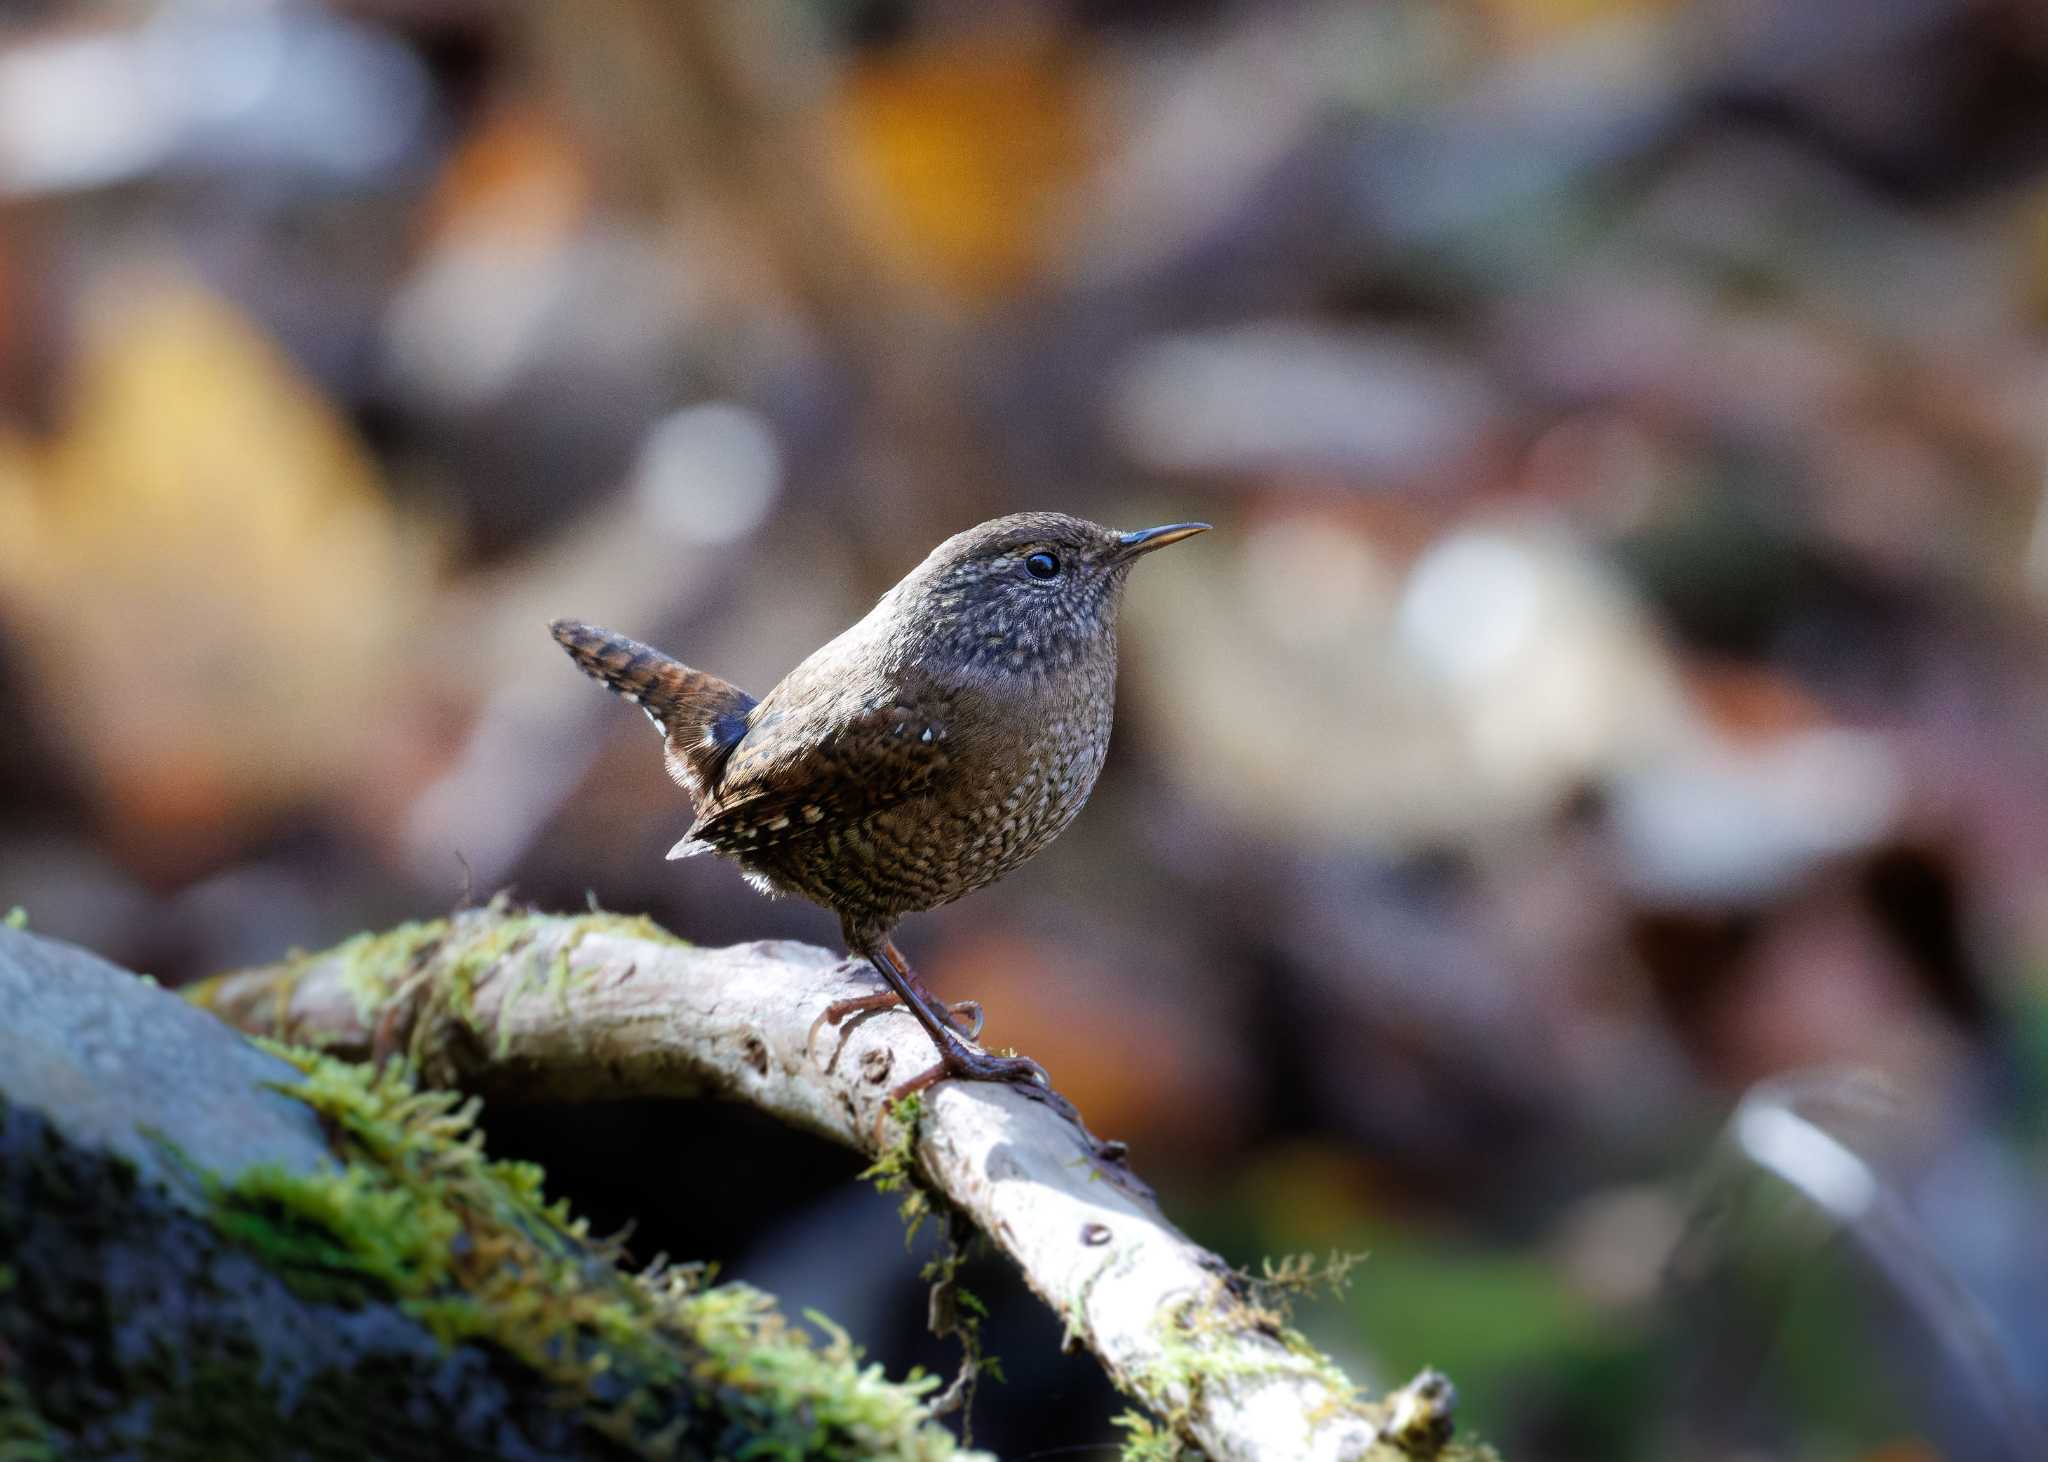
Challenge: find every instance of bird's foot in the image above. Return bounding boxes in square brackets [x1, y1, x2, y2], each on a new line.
[871, 1046, 1047, 1145]
[810, 993, 983, 1074]
[888, 1046, 1046, 1106]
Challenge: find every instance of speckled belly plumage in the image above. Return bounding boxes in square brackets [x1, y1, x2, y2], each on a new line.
[740, 714, 1110, 926]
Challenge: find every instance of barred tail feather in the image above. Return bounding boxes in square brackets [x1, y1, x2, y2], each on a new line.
[549, 619, 755, 798]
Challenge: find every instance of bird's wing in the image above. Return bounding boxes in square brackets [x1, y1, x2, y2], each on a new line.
[683, 699, 953, 855]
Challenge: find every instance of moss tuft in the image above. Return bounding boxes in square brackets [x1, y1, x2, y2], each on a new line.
[1245, 1250, 1367, 1326]
[1121, 1274, 1493, 1461]
[860, 1094, 932, 1242]
[859, 1098, 1003, 1441]
[1111, 1409, 1192, 1461]
[1121, 1292, 1503, 1461]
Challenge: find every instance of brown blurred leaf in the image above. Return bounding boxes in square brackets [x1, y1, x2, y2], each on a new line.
[924, 927, 1248, 1150]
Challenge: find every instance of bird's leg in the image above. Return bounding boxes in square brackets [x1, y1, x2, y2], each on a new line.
[882, 939, 984, 1039]
[818, 940, 982, 1038]
[858, 944, 1045, 1106]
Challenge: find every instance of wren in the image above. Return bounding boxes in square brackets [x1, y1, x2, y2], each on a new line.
[551, 511, 1209, 1103]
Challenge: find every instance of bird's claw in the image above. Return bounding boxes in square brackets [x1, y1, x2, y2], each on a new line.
[886, 1047, 1046, 1106]
[944, 999, 985, 1041]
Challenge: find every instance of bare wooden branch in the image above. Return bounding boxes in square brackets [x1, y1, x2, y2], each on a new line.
[189, 907, 1467, 1462]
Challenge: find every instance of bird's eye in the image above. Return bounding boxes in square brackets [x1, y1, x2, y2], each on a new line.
[1025, 551, 1060, 580]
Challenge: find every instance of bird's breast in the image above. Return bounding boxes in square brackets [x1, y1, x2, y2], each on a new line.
[915, 669, 1118, 890]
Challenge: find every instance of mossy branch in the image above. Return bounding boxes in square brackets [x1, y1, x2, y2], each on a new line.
[190, 906, 1491, 1462]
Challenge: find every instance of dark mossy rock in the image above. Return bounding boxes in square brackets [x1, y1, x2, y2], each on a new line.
[0, 1096, 626, 1461]
[0, 927, 972, 1462]
[0, 927, 623, 1460]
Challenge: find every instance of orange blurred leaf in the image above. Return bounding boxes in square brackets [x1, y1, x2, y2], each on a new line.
[830, 34, 1087, 301]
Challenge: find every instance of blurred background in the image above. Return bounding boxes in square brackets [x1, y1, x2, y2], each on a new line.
[4, 0, 2048, 1457]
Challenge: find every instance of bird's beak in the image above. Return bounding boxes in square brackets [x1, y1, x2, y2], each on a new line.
[1116, 522, 1211, 560]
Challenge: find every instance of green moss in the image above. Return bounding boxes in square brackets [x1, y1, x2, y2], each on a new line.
[546, 939, 582, 1014]
[1130, 1289, 1359, 1430]
[401, 906, 651, 1041]
[206, 1157, 464, 1306]
[438, 914, 547, 1045]
[1247, 1250, 1367, 1323]
[329, 918, 451, 1026]
[1121, 1277, 1512, 1462]
[860, 1095, 932, 1241]
[859, 1098, 1005, 1441]
[918, 1210, 1002, 1443]
[534, 908, 682, 1015]
[1111, 1409, 1192, 1461]
[310, 901, 654, 1032]
[199, 902, 695, 1060]
[565, 908, 688, 948]
[1121, 1331, 1499, 1462]
[196, 1044, 971, 1460]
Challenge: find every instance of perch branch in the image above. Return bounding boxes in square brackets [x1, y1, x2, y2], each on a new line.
[189, 907, 1464, 1462]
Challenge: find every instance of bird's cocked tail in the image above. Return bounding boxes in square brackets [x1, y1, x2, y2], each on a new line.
[550, 619, 756, 799]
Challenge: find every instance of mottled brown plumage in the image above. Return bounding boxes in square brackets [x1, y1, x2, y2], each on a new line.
[551, 511, 1208, 1100]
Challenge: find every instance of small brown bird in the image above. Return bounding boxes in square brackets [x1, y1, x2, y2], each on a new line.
[552, 511, 1208, 1102]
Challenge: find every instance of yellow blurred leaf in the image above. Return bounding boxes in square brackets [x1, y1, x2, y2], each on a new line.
[2020, 181, 2048, 326]
[0, 273, 437, 852]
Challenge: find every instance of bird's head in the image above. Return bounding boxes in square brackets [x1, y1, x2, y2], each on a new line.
[886, 511, 1209, 677]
